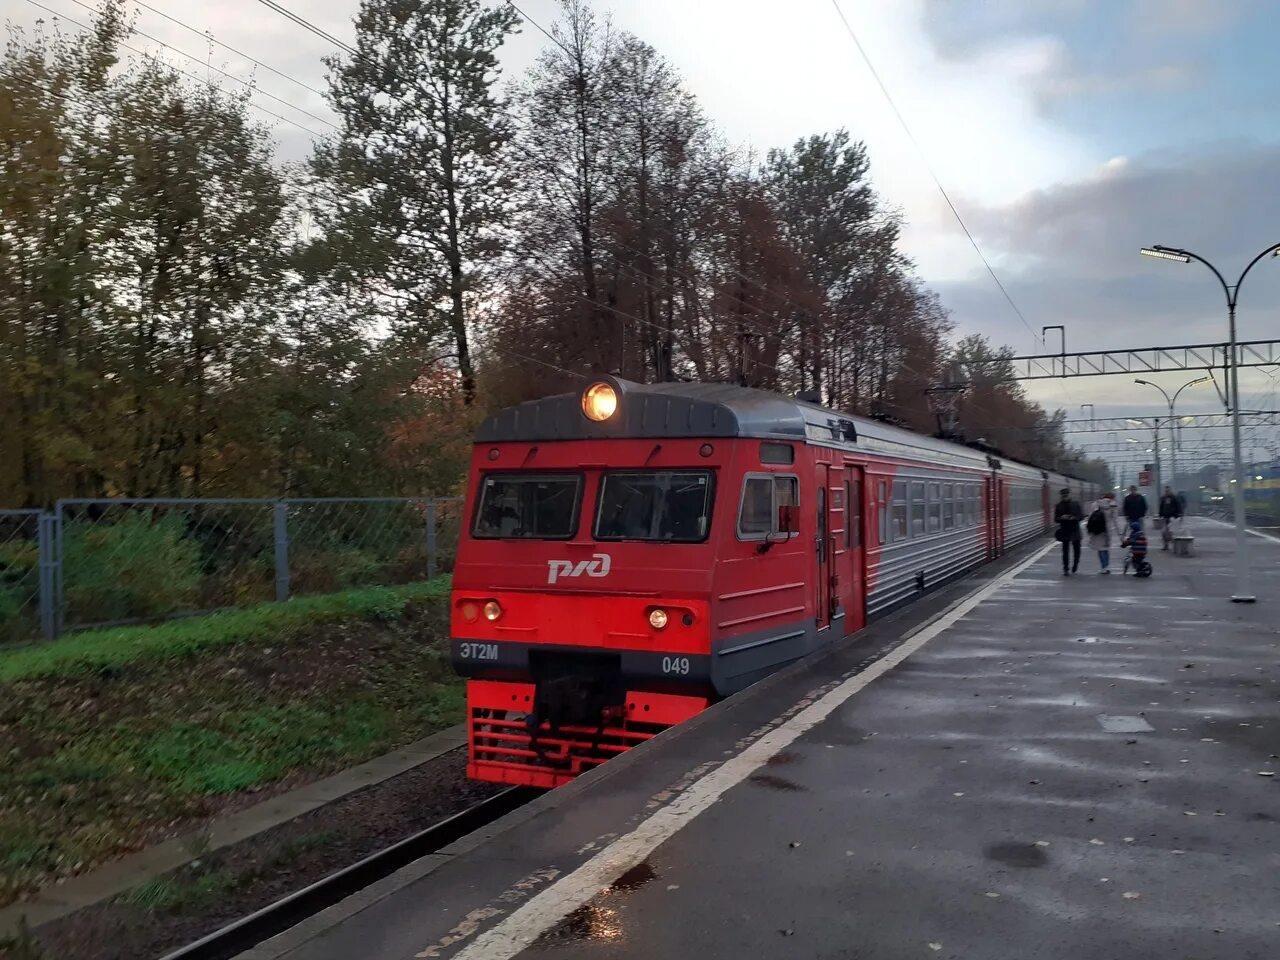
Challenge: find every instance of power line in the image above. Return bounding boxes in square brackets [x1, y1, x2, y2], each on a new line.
[827, 0, 1038, 349]
[23, 0, 328, 138]
[61, 0, 339, 130]
[826, 0, 1076, 416]
[252, 0, 355, 55]
[130, 0, 331, 102]
[504, 0, 565, 51]
[241, 0, 1061, 428]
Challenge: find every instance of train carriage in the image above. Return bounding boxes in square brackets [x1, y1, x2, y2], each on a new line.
[450, 376, 1096, 788]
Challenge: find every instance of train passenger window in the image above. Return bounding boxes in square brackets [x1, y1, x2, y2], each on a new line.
[878, 481, 889, 545]
[595, 471, 715, 542]
[942, 483, 955, 531]
[760, 442, 795, 465]
[927, 483, 941, 533]
[910, 482, 926, 536]
[738, 474, 799, 539]
[845, 480, 858, 548]
[472, 474, 581, 540]
[892, 481, 909, 540]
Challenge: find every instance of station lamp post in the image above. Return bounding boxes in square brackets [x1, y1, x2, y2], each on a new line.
[1140, 241, 1280, 603]
[1133, 376, 1212, 501]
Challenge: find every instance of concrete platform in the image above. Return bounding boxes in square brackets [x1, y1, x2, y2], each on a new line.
[243, 519, 1280, 960]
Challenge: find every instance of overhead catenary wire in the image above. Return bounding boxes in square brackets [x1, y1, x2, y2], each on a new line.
[243, 0, 947, 397]
[130, 0, 332, 102]
[245, 0, 1077, 438]
[7, 68, 572, 389]
[500, 4, 977, 407]
[59, 0, 340, 131]
[826, 0, 1077, 411]
[251, 0, 356, 55]
[826, 0, 1037, 348]
[22, 0, 329, 139]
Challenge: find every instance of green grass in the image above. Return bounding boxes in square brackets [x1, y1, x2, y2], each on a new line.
[0, 582, 463, 905]
[0, 578, 451, 683]
[123, 866, 241, 913]
[120, 830, 341, 917]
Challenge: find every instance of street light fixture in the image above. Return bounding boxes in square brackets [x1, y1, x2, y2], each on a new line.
[1140, 246, 1191, 263]
[1133, 376, 1212, 497]
[1140, 240, 1280, 603]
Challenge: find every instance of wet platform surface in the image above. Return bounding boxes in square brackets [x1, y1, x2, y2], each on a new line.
[245, 519, 1280, 960]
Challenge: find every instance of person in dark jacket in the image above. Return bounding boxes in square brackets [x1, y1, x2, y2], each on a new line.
[1158, 485, 1184, 550]
[1123, 485, 1148, 528]
[1054, 488, 1084, 575]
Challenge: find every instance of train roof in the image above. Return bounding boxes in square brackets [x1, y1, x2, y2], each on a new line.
[476, 377, 1088, 484]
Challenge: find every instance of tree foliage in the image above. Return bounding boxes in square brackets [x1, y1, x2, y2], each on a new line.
[0, 0, 1100, 508]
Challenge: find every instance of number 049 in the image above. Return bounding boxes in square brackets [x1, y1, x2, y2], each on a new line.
[661, 656, 690, 675]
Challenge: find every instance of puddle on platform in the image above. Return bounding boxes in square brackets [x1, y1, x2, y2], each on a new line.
[985, 842, 1049, 868]
[530, 862, 658, 947]
[748, 772, 806, 792]
[533, 904, 624, 946]
[612, 861, 657, 891]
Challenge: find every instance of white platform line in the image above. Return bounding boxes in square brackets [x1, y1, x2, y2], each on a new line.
[438, 541, 1055, 960]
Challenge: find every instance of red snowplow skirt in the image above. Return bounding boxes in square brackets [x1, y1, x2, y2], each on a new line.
[466, 680, 710, 789]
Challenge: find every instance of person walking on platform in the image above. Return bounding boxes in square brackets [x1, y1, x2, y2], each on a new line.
[1158, 485, 1183, 550]
[1086, 491, 1122, 574]
[1054, 488, 1084, 576]
[1123, 484, 1148, 530]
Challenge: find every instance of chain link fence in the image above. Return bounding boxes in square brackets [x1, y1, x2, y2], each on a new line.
[0, 497, 462, 643]
[0, 509, 52, 644]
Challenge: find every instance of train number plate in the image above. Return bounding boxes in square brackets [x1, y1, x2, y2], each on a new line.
[458, 642, 500, 661]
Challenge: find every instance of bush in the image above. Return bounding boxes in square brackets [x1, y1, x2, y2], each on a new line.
[62, 512, 202, 625]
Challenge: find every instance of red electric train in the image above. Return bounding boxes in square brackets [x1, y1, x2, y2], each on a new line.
[450, 376, 1097, 788]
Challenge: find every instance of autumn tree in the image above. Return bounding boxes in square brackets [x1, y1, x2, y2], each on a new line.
[0, 3, 291, 501]
[313, 0, 520, 404]
[764, 130, 929, 411]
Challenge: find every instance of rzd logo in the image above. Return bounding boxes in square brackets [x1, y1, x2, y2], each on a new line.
[547, 553, 611, 585]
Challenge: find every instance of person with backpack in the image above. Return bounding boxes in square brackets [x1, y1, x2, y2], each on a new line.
[1054, 488, 1085, 575]
[1086, 491, 1122, 574]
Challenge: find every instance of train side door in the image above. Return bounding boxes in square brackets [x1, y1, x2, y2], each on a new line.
[841, 466, 866, 634]
[815, 463, 833, 631]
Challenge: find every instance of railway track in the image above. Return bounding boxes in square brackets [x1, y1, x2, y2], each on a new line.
[156, 786, 537, 960]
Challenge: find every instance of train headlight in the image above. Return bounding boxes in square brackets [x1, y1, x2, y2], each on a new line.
[483, 600, 503, 622]
[648, 608, 669, 630]
[582, 382, 618, 422]
[460, 601, 479, 622]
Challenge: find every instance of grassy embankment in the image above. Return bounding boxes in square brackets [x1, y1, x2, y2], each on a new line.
[0, 579, 461, 907]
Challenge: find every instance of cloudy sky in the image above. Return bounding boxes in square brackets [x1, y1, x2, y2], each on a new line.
[6, 0, 1279, 470]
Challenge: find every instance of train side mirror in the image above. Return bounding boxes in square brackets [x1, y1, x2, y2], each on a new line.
[777, 504, 798, 534]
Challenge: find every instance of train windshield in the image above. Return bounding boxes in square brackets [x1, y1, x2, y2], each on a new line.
[472, 473, 581, 539]
[594, 471, 714, 543]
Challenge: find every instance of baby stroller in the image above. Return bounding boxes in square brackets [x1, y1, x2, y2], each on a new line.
[1121, 522, 1153, 577]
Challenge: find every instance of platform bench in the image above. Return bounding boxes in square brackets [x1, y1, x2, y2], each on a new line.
[1172, 535, 1195, 557]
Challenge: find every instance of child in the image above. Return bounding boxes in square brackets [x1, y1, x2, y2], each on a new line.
[1122, 521, 1151, 576]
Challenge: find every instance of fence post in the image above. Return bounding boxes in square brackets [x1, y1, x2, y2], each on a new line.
[52, 503, 65, 636]
[274, 502, 290, 602]
[37, 512, 55, 640]
[425, 499, 438, 581]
